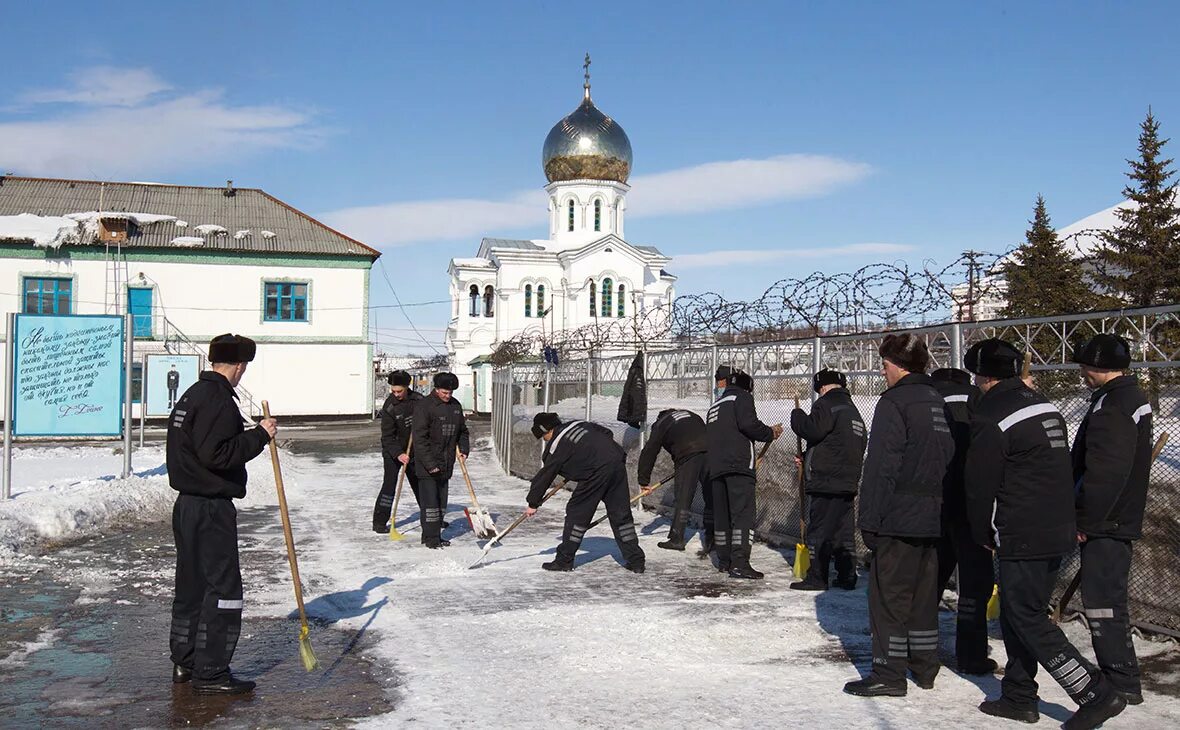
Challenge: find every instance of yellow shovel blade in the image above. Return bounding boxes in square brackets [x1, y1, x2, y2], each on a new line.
[793, 544, 810, 580]
[986, 584, 1000, 620]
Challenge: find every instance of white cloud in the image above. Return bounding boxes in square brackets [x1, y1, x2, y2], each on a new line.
[321, 154, 873, 248]
[18, 66, 172, 108]
[0, 68, 318, 179]
[671, 242, 916, 269]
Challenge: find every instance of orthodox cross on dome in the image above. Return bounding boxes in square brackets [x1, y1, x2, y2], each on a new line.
[583, 53, 592, 100]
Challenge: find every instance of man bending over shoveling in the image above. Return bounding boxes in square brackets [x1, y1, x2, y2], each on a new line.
[524, 413, 646, 573]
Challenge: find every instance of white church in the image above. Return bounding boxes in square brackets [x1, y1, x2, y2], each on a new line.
[445, 59, 675, 410]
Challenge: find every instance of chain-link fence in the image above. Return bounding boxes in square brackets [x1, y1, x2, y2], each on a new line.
[490, 304, 1180, 637]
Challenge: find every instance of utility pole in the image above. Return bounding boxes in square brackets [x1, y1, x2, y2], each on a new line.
[962, 250, 983, 322]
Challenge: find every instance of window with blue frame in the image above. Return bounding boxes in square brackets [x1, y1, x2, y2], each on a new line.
[23, 277, 72, 315]
[264, 282, 309, 322]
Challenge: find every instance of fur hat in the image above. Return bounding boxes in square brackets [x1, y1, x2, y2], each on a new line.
[813, 368, 847, 393]
[964, 339, 1021, 378]
[879, 333, 931, 374]
[1073, 334, 1132, 370]
[208, 333, 256, 364]
[433, 372, 460, 390]
[388, 370, 411, 387]
[714, 365, 733, 382]
[930, 367, 972, 386]
[732, 370, 754, 393]
[532, 412, 562, 439]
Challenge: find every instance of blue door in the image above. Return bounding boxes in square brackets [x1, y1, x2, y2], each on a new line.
[128, 287, 153, 338]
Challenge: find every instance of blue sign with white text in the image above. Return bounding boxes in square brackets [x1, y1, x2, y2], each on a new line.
[13, 314, 125, 437]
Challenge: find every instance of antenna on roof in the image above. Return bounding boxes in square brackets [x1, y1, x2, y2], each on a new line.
[224, 179, 236, 197]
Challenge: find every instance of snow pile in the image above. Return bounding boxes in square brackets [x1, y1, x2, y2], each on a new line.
[0, 628, 61, 669]
[0, 213, 84, 248]
[195, 224, 228, 236]
[175, 220, 189, 228]
[261, 230, 277, 239]
[234, 229, 251, 240]
[170, 236, 205, 247]
[453, 257, 494, 268]
[65, 211, 177, 227]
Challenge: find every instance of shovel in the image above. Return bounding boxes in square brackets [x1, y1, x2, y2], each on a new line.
[586, 470, 675, 530]
[387, 435, 413, 541]
[790, 399, 811, 580]
[469, 480, 568, 569]
[456, 445, 497, 539]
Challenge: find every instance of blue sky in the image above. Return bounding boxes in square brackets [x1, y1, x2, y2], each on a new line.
[2, 1, 1177, 354]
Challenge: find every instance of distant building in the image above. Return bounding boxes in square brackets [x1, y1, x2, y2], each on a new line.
[0, 176, 380, 417]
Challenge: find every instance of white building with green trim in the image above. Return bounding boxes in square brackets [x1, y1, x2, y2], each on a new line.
[0, 176, 380, 417]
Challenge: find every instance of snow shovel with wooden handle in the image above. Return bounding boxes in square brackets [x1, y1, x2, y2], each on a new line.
[387, 435, 413, 541]
[469, 479, 568, 569]
[456, 445, 497, 539]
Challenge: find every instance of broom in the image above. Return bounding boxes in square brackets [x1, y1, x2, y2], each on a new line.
[387, 435, 413, 541]
[261, 401, 319, 671]
[792, 398, 810, 580]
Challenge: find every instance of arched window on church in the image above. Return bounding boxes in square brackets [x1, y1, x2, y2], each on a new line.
[617, 284, 625, 318]
[568, 199, 575, 232]
[537, 284, 545, 316]
[594, 200, 602, 232]
[524, 284, 533, 318]
[601, 278, 613, 318]
[484, 285, 495, 317]
[588, 279, 596, 316]
[468, 284, 479, 317]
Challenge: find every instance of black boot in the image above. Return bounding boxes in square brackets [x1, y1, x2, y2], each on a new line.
[624, 560, 646, 574]
[1063, 693, 1126, 730]
[542, 559, 574, 572]
[697, 533, 715, 557]
[373, 523, 390, 534]
[790, 578, 828, 591]
[843, 677, 906, 697]
[1118, 691, 1144, 706]
[728, 565, 764, 580]
[192, 675, 256, 695]
[657, 537, 687, 551]
[959, 658, 998, 676]
[978, 697, 1039, 723]
[424, 539, 451, 549]
[172, 664, 192, 684]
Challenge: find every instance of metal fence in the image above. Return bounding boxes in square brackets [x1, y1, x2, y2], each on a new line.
[490, 304, 1180, 637]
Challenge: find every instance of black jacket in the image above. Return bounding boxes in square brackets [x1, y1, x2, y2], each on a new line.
[166, 372, 270, 499]
[858, 373, 955, 539]
[931, 379, 981, 520]
[617, 352, 647, 429]
[528, 420, 624, 507]
[706, 386, 776, 479]
[1071, 375, 1153, 540]
[637, 409, 707, 485]
[964, 378, 1076, 559]
[167, 370, 180, 389]
[380, 389, 422, 459]
[789, 388, 867, 496]
[411, 392, 470, 479]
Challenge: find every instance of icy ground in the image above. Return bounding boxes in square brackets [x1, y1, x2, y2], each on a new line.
[1, 431, 1178, 728]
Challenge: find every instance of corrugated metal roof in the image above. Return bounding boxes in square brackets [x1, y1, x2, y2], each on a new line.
[0, 176, 379, 259]
[480, 237, 544, 251]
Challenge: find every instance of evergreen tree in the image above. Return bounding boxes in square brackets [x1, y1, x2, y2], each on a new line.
[1002, 195, 1092, 318]
[1095, 109, 1180, 306]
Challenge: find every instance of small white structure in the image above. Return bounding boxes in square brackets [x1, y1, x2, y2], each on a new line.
[0, 177, 380, 417]
[445, 58, 676, 408]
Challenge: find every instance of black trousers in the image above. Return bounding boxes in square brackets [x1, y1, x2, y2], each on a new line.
[373, 454, 420, 527]
[557, 462, 645, 566]
[868, 536, 940, 685]
[666, 453, 714, 542]
[997, 558, 1113, 708]
[417, 476, 450, 544]
[804, 493, 856, 587]
[1080, 537, 1140, 695]
[936, 514, 994, 668]
[712, 474, 756, 568]
[170, 494, 244, 682]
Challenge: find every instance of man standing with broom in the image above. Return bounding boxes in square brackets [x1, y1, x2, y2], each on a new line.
[166, 334, 276, 695]
[373, 370, 422, 533]
[412, 372, 469, 548]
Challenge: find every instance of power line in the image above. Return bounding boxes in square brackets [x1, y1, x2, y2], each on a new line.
[377, 258, 443, 355]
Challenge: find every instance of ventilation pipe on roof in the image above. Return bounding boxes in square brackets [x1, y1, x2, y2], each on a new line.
[224, 179, 236, 197]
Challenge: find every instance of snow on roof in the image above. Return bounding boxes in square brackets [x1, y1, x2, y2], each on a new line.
[65, 211, 177, 226]
[1058, 201, 1132, 257]
[261, 230, 276, 239]
[452, 257, 494, 268]
[170, 236, 205, 247]
[0, 213, 83, 248]
[234, 229, 251, 240]
[194, 224, 228, 235]
[175, 220, 188, 228]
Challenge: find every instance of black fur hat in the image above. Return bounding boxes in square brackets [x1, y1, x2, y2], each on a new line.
[532, 412, 562, 439]
[433, 372, 460, 390]
[1073, 334, 1132, 370]
[715, 365, 733, 382]
[964, 339, 1021, 378]
[388, 370, 411, 387]
[879, 333, 931, 374]
[930, 367, 972, 386]
[813, 368, 847, 393]
[208, 333, 256, 364]
[732, 370, 754, 393]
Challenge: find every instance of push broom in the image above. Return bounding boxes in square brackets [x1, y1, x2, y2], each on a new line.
[262, 401, 319, 671]
[792, 398, 811, 580]
[387, 435, 413, 541]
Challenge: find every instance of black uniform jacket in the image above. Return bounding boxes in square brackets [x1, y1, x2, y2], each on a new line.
[380, 389, 422, 459]
[790, 387, 867, 496]
[706, 386, 776, 479]
[858, 373, 955, 539]
[411, 392, 470, 479]
[964, 378, 1076, 559]
[527, 421, 623, 507]
[1071, 375, 1153, 540]
[931, 379, 981, 519]
[166, 371, 270, 499]
[637, 409, 707, 485]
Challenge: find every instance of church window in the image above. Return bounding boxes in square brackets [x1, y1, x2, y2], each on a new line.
[524, 284, 533, 318]
[601, 278, 613, 318]
[588, 279, 596, 316]
[468, 284, 479, 317]
[537, 284, 545, 315]
[568, 199, 575, 232]
[617, 284, 625, 318]
[484, 285, 495, 317]
[594, 200, 602, 231]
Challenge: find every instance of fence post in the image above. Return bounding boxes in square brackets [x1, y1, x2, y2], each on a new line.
[123, 313, 133, 479]
[709, 344, 718, 407]
[2, 313, 13, 500]
[950, 322, 963, 370]
[506, 364, 513, 475]
[585, 354, 593, 421]
[811, 336, 822, 403]
[639, 347, 648, 451]
[543, 365, 551, 412]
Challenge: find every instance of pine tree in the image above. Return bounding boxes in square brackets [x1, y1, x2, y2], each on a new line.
[1095, 109, 1180, 306]
[1002, 195, 1092, 318]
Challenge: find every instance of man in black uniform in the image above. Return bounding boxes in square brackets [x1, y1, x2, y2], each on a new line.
[1071, 334, 1153, 707]
[637, 408, 714, 553]
[929, 367, 995, 675]
[411, 372, 469, 548]
[373, 370, 422, 533]
[167, 365, 180, 409]
[964, 338, 1125, 728]
[845, 334, 954, 698]
[167, 334, 276, 695]
[788, 368, 866, 592]
[706, 369, 782, 579]
[526, 413, 645, 572]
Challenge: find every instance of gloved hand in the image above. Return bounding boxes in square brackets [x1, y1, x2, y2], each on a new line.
[861, 530, 879, 551]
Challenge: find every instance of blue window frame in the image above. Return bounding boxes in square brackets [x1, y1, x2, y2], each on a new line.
[128, 287, 153, 338]
[23, 277, 72, 315]
[264, 282, 308, 322]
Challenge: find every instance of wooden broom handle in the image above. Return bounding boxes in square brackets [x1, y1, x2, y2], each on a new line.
[262, 401, 310, 628]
